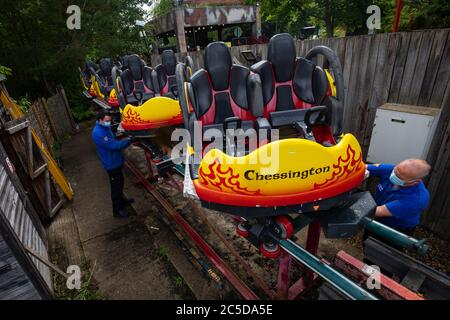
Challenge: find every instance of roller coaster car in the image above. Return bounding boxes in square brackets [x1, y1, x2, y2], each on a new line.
[79, 60, 96, 97]
[116, 54, 157, 108]
[178, 35, 375, 256]
[250, 33, 344, 141]
[89, 58, 120, 108]
[155, 49, 195, 99]
[118, 54, 186, 133]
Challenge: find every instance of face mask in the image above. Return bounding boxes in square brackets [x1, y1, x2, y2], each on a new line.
[389, 170, 405, 187]
[103, 121, 111, 127]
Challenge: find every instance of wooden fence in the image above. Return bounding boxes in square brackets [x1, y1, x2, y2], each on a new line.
[152, 28, 450, 240]
[27, 87, 77, 157]
[0, 82, 76, 224]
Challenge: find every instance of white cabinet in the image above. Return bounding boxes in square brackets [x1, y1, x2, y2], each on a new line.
[367, 103, 441, 164]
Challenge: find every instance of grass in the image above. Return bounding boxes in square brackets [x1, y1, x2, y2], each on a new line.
[71, 105, 95, 122]
[17, 95, 32, 113]
[157, 245, 169, 260]
[53, 261, 106, 300]
[174, 275, 185, 288]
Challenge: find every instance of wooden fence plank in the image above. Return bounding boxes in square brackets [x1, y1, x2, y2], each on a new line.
[429, 31, 450, 108]
[388, 31, 412, 102]
[398, 31, 424, 104]
[418, 29, 449, 106]
[346, 36, 366, 137]
[423, 80, 450, 237]
[407, 30, 436, 105]
[362, 33, 398, 153]
[351, 35, 378, 139]
[342, 36, 355, 130]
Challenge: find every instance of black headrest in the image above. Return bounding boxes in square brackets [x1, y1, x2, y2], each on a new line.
[162, 50, 177, 76]
[267, 33, 296, 82]
[127, 54, 144, 81]
[204, 42, 232, 91]
[99, 58, 112, 77]
[121, 55, 131, 70]
[85, 60, 95, 70]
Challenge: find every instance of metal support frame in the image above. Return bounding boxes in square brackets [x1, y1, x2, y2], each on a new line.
[364, 219, 429, 254]
[280, 239, 377, 300]
[334, 250, 423, 300]
[125, 159, 259, 300]
[122, 136, 429, 300]
[364, 237, 450, 299]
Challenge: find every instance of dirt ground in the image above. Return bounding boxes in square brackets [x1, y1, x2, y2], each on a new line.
[48, 121, 450, 300]
[49, 121, 221, 299]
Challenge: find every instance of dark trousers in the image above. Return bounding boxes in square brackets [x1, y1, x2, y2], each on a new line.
[107, 166, 127, 214]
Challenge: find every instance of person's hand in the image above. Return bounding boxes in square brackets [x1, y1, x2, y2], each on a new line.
[364, 169, 370, 180]
[129, 136, 139, 144]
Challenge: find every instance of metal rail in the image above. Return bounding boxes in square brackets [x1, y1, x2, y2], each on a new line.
[124, 159, 259, 300]
[364, 219, 429, 255]
[280, 239, 378, 300]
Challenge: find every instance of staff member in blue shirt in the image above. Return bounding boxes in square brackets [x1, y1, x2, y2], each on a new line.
[92, 110, 133, 218]
[364, 158, 431, 241]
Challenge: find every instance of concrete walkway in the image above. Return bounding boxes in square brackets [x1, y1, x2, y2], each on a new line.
[55, 122, 221, 299]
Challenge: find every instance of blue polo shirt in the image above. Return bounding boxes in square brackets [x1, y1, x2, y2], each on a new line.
[367, 164, 430, 229]
[92, 122, 131, 171]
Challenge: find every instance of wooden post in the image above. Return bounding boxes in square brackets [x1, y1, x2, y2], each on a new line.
[174, 8, 187, 53]
[30, 102, 54, 157]
[40, 97, 59, 141]
[252, 5, 262, 39]
[57, 85, 77, 131]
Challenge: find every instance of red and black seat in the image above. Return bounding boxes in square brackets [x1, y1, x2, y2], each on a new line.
[188, 42, 258, 134]
[79, 60, 96, 91]
[117, 54, 158, 108]
[251, 33, 335, 144]
[155, 50, 178, 98]
[95, 58, 116, 97]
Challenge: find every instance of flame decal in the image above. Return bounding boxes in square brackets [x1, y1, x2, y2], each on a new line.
[108, 90, 118, 105]
[314, 144, 363, 189]
[199, 159, 261, 196]
[122, 107, 147, 124]
[172, 108, 182, 119]
[122, 102, 181, 125]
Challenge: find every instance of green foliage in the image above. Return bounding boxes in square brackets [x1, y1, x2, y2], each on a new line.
[248, 0, 450, 37]
[152, 0, 174, 18]
[17, 95, 32, 113]
[157, 245, 169, 260]
[72, 105, 95, 123]
[0, 0, 152, 113]
[385, 0, 450, 32]
[174, 275, 185, 288]
[69, 278, 106, 300]
[0, 65, 12, 77]
[59, 272, 106, 300]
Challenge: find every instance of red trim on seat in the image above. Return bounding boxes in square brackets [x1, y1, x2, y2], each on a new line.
[108, 100, 120, 108]
[160, 77, 169, 95]
[312, 125, 336, 145]
[121, 115, 183, 131]
[264, 60, 324, 118]
[197, 69, 255, 126]
[193, 169, 364, 207]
